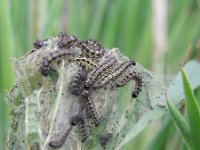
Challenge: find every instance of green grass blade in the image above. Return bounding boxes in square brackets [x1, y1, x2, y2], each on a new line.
[0, 0, 15, 148]
[165, 94, 192, 148]
[181, 66, 200, 150]
[195, 87, 200, 108]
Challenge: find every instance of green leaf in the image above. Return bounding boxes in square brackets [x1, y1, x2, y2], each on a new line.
[181, 66, 200, 150]
[165, 93, 192, 148]
[116, 60, 200, 150]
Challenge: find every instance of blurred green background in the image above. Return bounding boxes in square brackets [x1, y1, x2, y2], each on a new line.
[0, 0, 200, 149]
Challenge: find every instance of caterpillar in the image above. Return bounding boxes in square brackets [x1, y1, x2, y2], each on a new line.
[57, 32, 77, 49]
[100, 133, 113, 149]
[40, 50, 78, 76]
[93, 60, 136, 89]
[69, 67, 87, 96]
[131, 75, 142, 98]
[49, 114, 88, 148]
[79, 40, 105, 58]
[115, 72, 143, 98]
[82, 92, 100, 127]
[49, 125, 73, 148]
[70, 114, 88, 142]
[86, 57, 117, 87]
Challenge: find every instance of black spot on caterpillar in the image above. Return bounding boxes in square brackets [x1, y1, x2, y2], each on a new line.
[40, 50, 78, 76]
[33, 39, 44, 49]
[70, 114, 88, 142]
[57, 32, 77, 49]
[115, 71, 143, 98]
[49, 125, 73, 148]
[100, 133, 113, 149]
[86, 57, 117, 87]
[93, 60, 136, 89]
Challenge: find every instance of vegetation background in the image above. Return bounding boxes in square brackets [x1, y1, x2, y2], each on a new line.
[0, 0, 200, 149]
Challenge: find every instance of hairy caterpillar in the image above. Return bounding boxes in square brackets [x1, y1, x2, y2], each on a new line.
[40, 50, 79, 76]
[93, 60, 136, 89]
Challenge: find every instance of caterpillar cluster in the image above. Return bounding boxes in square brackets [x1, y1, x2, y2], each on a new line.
[39, 33, 105, 76]
[37, 32, 144, 149]
[57, 32, 105, 58]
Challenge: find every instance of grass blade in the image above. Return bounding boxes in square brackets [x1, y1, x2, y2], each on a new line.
[165, 94, 192, 148]
[0, 0, 15, 148]
[181, 66, 200, 150]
